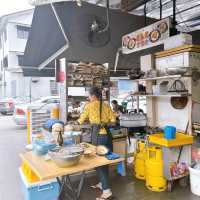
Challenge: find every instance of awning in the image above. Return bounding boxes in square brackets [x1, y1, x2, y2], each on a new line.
[23, 1, 161, 77]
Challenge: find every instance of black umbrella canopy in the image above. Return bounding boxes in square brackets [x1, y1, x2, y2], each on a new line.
[23, 1, 159, 77]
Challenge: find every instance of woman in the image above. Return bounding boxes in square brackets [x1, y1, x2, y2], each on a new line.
[111, 100, 124, 116]
[77, 87, 116, 200]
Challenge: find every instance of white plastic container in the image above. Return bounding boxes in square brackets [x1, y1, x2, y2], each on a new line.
[189, 166, 200, 196]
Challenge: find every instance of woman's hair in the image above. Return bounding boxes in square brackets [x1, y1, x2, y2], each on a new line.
[111, 100, 118, 105]
[89, 87, 102, 99]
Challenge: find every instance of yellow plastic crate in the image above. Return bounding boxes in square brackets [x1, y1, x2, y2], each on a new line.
[149, 132, 193, 147]
[21, 161, 40, 183]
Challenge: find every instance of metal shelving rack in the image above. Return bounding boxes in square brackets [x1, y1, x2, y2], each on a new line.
[59, 61, 110, 123]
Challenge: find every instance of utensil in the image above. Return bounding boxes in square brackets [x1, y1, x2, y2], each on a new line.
[57, 131, 64, 146]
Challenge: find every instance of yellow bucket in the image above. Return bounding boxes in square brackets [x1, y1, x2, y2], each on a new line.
[146, 175, 167, 192]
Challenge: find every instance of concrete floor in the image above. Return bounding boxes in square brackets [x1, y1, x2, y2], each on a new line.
[0, 115, 199, 200]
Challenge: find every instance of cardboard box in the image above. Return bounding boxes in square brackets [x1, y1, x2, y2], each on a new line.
[113, 137, 127, 156]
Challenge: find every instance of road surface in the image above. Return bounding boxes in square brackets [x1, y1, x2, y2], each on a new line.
[0, 115, 26, 200]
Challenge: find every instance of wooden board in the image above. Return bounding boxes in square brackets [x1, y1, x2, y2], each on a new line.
[155, 45, 200, 58]
[20, 151, 124, 181]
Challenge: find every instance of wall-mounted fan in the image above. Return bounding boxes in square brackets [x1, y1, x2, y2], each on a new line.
[78, 0, 111, 47]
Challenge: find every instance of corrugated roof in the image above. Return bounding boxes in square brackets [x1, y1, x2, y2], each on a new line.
[81, 0, 200, 31]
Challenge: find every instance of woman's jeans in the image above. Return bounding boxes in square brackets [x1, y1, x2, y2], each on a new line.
[96, 135, 110, 190]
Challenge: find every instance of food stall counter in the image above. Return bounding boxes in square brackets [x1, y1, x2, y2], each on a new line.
[20, 145, 125, 200]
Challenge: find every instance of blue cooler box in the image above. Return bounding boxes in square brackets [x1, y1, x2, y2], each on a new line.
[19, 168, 60, 200]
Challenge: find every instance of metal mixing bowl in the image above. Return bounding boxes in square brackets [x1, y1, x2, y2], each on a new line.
[49, 146, 83, 168]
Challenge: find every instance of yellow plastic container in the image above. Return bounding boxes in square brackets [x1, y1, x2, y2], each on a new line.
[146, 175, 167, 192]
[21, 161, 39, 183]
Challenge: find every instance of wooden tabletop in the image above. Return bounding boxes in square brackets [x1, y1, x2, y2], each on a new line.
[20, 150, 124, 181]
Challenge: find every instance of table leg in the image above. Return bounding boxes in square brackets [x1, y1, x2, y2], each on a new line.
[57, 177, 62, 187]
[57, 177, 66, 200]
[77, 172, 85, 198]
[58, 172, 86, 200]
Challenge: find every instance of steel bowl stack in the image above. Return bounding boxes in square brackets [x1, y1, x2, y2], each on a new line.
[48, 145, 84, 168]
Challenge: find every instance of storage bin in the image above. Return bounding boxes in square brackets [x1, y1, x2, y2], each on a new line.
[164, 126, 176, 140]
[19, 168, 60, 200]
[21, 161, 40, 183]
[189, 166, 200, 196]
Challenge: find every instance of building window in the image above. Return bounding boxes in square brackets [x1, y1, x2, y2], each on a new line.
[50, 80, 58, 95]
[17, 25, 30, 39]
[3, 56, 8, 68]
[18, 55, 24, 66]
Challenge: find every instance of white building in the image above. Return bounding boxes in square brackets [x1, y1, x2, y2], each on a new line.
[0, 9, 57, 100]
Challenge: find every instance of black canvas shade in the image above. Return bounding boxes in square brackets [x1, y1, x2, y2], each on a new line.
[23, 2, 161, 77]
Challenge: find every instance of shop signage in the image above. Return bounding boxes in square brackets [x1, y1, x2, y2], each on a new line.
[122, 18, 171, 54]
[28, 0, 68, 5]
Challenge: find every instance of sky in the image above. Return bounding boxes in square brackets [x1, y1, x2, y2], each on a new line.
[0, 0, 33, 17]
